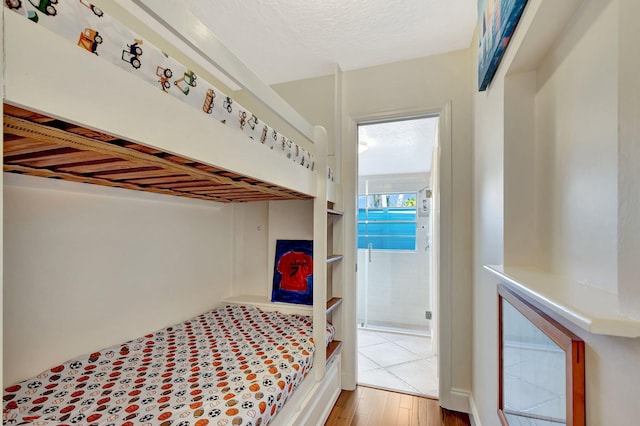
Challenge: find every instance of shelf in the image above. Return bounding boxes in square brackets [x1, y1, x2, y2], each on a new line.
[326, 297, 343, 315]
[326, 340, 343, 364]
[222, 294, 312, 315]
[485, 265, 640, 338]
[325, 194, 343, 371]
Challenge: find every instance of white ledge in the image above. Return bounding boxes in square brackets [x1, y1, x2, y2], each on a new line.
[484, 265, 640, 338]
[222, 295, 312, 316]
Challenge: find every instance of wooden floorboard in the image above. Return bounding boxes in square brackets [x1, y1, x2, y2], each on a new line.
[325, 386, 471, 426]
[441, 407, 472, 426]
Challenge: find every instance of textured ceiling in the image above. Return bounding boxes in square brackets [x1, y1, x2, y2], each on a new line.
[358, 117, 438, 176]
[183, 0, 477, 84]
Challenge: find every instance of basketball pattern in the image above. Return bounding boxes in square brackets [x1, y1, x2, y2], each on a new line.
[3, 305, 318, 426]
[325, 323, 336, 346]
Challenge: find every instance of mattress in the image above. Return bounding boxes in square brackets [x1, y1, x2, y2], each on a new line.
[3, 305, 319, 426]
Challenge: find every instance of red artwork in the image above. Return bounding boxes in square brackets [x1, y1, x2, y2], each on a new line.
[272, 240, 313, 305]
[277, 251, 313, 292]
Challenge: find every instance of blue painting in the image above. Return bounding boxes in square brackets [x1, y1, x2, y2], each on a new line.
[478, 0, 528, 91]
[272, 240, 313, 305]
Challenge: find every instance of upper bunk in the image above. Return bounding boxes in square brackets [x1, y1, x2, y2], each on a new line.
[2, 0, 332, 202]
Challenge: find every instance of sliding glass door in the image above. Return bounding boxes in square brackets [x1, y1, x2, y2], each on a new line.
[356, 191, 430, 333]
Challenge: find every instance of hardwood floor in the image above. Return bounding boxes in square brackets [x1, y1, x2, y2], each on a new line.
[441, 407, 473, 426]
[325, 385, 471, 426]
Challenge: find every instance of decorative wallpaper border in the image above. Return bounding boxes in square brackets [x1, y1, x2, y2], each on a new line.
[4, 0, 318, 172]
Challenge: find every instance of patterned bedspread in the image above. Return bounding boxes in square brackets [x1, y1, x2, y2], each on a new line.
[3, 305, 318, 426]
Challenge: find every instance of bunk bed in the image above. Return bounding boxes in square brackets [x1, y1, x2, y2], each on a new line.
[3, 1, 343, 425]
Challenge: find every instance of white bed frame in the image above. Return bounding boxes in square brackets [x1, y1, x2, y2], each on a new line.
[3, 3, 340, 425]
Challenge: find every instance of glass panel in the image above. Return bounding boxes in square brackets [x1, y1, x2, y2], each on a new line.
[366, 209, 386, 221]
[357, 192, 418, 251]
[357, 195, 367, 209]
[502, 300, 567, 425]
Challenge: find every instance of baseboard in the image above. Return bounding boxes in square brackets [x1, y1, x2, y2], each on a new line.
[468, 393, 482, 426]
[441, 387, 471, 414]
[440, 385, 484, 426]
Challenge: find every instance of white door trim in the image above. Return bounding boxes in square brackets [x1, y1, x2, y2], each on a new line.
[344, 101, 456, 407]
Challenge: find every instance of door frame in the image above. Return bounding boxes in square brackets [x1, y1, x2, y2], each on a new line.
[356, 121, 435, 338]
[343, 102, 456, 407]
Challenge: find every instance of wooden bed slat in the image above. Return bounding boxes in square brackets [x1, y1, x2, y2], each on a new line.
[121, 143, 165, 155]
[188, 185, 250, 192]
[3, 164, 231, 203]
[91, 168, 168, 180]
[56, 159, 137, 174]
[12, 151, 114, 169]
[4, 147, 80, 163]
[3, 104, 56, 123]
[125, 175, 204, 185]
[4, 115, 302, 200]
[3, 138, 59, 156]
[162, 154, 205, 166]
[64, 126, 121, 142]
[194, 164, 228, 173]
[152, 181, 224, 190]
[3, 106, 312, 203]
[192, 191, 257, 197]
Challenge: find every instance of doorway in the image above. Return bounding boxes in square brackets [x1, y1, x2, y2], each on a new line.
[356, 116, 439, 397]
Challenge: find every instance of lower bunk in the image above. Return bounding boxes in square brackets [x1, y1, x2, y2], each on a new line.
[3, 305, 341, 426]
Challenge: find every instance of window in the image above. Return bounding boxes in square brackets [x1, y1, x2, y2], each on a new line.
[357, 192, 417, 251]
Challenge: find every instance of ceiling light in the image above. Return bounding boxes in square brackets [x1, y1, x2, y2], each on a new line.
[358, 140, 368, 154]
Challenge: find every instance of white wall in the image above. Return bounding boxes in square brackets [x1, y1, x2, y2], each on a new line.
[616, 0, 640, 318]
[472, 38, 505, 423]
[472, 0, 640, 424]
[233, 75, 336, 155]
[536, 0, 619, 291]
[3, 174, 234, 385]
[232, 202, 270, 297]
[232, 200, 313, 299]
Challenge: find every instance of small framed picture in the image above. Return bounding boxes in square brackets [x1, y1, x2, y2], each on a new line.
[272, 240, 313, 305]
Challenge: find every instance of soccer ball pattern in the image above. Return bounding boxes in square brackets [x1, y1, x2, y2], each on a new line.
[3, 306, 318, 425]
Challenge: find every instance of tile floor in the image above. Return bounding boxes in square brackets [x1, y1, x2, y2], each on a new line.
[502, 345, 566, 425]
[357, 327, 438, 397]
